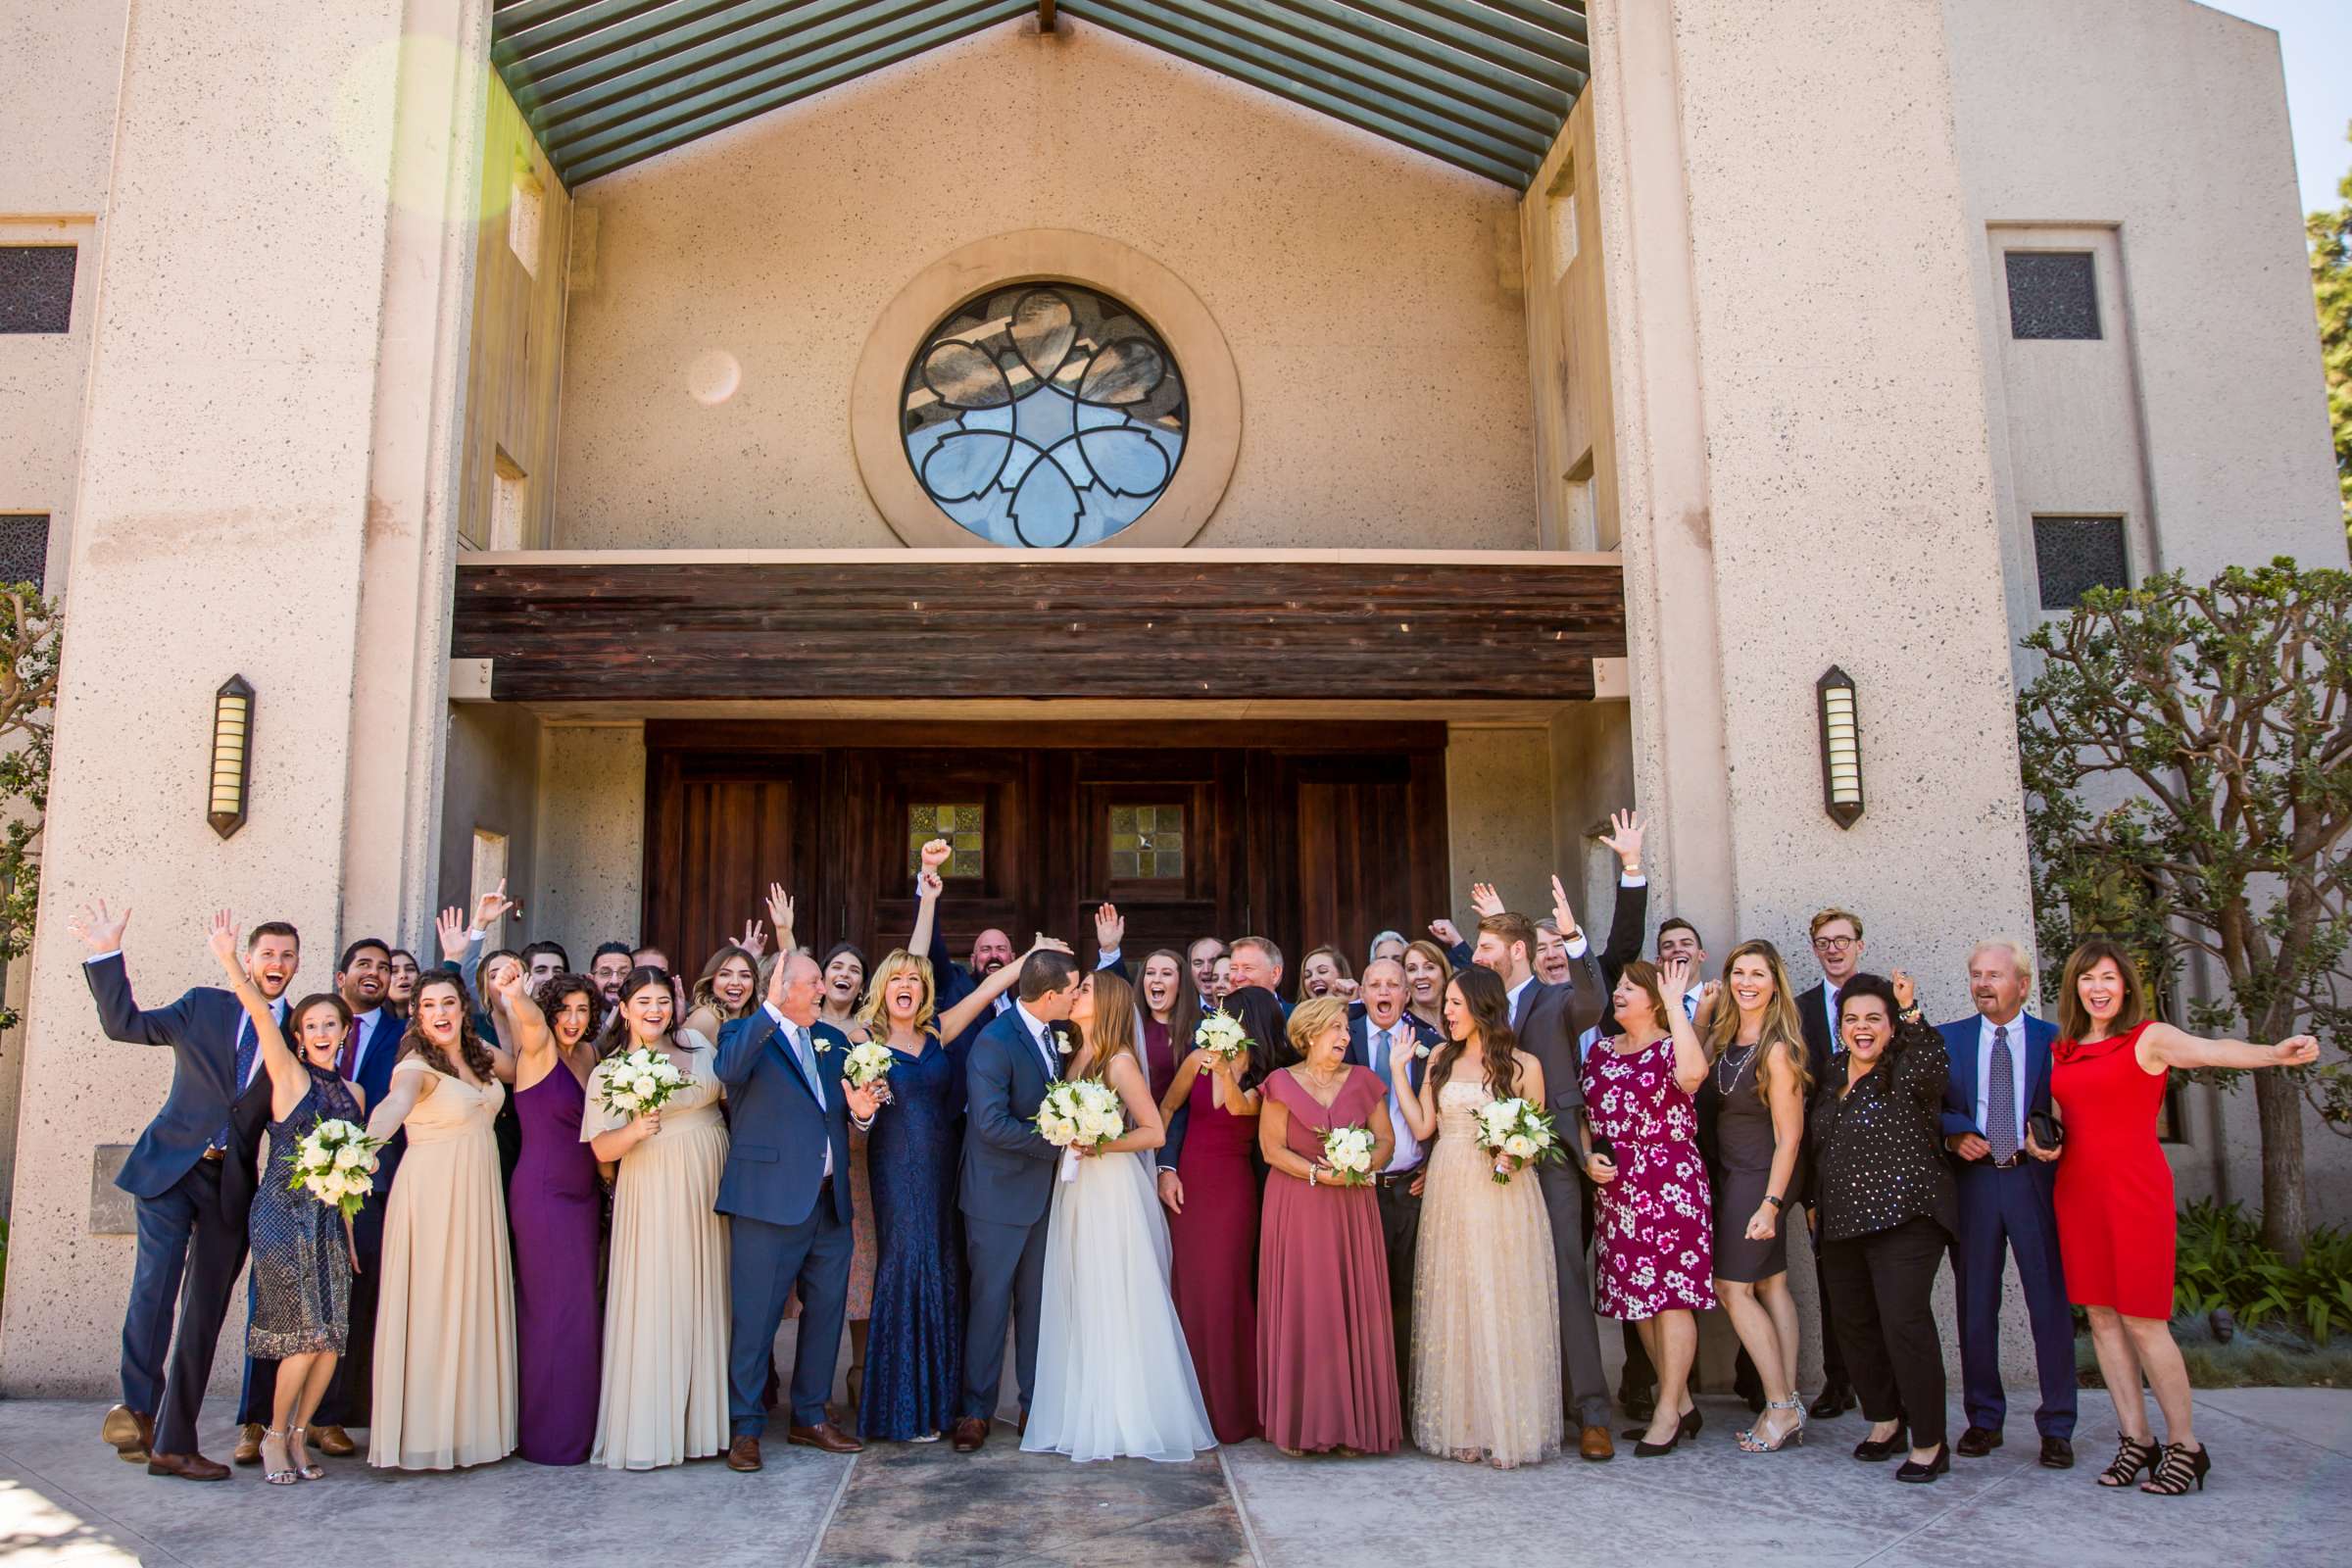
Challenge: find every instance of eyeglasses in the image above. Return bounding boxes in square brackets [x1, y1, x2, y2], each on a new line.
[1812, 935, 1858, 953]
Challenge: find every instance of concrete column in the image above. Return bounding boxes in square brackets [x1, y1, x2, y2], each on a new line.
[1590, 0, 2036, 1385]
[0, 0, 485, 1396]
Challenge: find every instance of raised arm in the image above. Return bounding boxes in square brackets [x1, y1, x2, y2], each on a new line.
[70, 901, 200, 1046]
[489, 966, 555, 1073]
[937, 934, 1068, 1043]
[1093, 904, 1127, 978]
[1595, 810, 1648, 984]
[2140, 1021, 2319, 1074]
[1656, 956, 1709, 1095]
[906, 840, 952, 959]
[364, 1062, 433, 1145]
[1391, 1036, 1438, 1141]
[1159, 1046, 1210, 1125]
[206, 909, 301, 1108]
[714, 965, 786, 1088]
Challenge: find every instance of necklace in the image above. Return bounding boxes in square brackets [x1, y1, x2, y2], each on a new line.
[1715, 1040, 1760, 1096]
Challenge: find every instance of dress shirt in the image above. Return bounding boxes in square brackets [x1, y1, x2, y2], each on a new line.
[347, 1006, 396, 1080]
[1506, 972, 1537, 1022]
[1975, 1011, 2032, 1141]
[1362, 1014, 1423, 1173]
[762, 1002, 832, 1176]
[1012, 1000, 1060, 1078]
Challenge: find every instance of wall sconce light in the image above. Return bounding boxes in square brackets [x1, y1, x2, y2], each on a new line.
[1816, 665, 1863, 828]
[208, 675, 254, 839]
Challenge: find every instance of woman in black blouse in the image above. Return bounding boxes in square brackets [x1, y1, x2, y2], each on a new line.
[1809, 971, 1956, 1484]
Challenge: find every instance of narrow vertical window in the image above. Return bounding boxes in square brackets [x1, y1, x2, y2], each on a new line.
[2005, 252, 2100, 340]
[2032, 515, 2130, 609]
[0, 514, 50, 589]
[0, 246, 76, 333]
[508, 168, 545, 277]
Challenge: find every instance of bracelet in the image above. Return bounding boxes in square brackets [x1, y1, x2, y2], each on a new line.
[1307, 1166, 1317, 1188]
[1765, 1194, 1785, 1210]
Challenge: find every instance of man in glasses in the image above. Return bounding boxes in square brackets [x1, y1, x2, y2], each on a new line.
[1792, 906, 1866, 1418]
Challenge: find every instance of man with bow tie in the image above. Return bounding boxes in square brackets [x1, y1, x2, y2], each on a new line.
[71, 901, 300, 1481]
[716, 945, 880, 1471]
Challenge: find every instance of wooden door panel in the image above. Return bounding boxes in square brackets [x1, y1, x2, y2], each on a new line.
[1254, 749, 1448, 975]
[1068, 750, 1244, 964]
[642, 751, 820, 975]
[845, 748, 1036, 966]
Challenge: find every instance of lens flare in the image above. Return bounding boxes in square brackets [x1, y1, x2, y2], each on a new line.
[686, 350, 742, 407]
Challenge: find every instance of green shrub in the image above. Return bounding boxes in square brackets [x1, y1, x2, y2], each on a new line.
[2173, 1199, 2352, 1343]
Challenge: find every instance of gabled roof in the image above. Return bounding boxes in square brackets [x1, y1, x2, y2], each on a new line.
[490, 1, 1589, 189]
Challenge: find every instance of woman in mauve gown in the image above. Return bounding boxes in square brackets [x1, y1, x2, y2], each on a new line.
[486, 967, 606, 1466]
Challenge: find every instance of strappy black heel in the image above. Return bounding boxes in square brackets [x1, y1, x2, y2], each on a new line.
[2097, 1435, 2158, 1488]
[2139, 1441, 2209, 1494]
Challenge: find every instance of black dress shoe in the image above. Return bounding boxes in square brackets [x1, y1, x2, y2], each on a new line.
[1956, 1425, 2002, 1457]
[1852, 1424, 1907, 1461]
[1810, 1382, 1856, 1419]
[1896, 1445, 1950, 1484]
[2039, 1436, 2075, 1469]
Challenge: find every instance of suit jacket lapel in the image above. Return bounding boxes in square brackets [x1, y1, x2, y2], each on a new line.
[768, 1017, 821, 1103]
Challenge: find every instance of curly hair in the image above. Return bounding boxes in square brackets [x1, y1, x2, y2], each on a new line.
[532, 972, 602, 1048]
[401, 969, 498, 1081]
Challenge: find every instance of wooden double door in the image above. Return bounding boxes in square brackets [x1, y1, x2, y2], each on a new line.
[642, 721, 1448, 983]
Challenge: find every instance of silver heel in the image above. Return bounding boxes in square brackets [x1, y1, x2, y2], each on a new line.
[1739, 1397, 1806, 1453]
[262, 1428, 298, 1486]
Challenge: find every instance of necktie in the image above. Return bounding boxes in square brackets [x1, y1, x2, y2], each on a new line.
[1987, 1024, 2018, 1163]
[1369, 1026, 1394, 1092]
[336, 1015, 363, 1081]
[788, 1023, 824, 1106]
[1038, 1022, 1061, 1081]
[1683, 991, 1698, 1022]
[214, 1015, 260, 1150]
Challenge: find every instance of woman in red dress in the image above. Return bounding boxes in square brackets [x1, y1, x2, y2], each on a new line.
[2047, 939, 2317, 1495]
[1159, 985, 1277, 1445]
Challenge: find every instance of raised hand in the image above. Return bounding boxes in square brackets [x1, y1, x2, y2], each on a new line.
[1428, 916, 1463, 948]
[919, 837, 953, 874]
[765, 884, 795, 948]
[1095, 902, 1125, 953]
[434, 906, 469, 962]
[1331, 976, 1360, 1001]
[2273, 1035, 2321, 1067]
[1549, 874, 1581, 939]
[1027, 934, 1075, 958]
[1599, 808, 1645, 872]
[67, 898, 130, 955]
[1469, 882, 1504, 918]
[916, 868, 944, 901]
[206, 909, 242, 977]
[739, 918, 768, 959]
[471, 878, 518, 932]
[1891, 970, 1917, 1011]
[1657, 956, 1692, 1004]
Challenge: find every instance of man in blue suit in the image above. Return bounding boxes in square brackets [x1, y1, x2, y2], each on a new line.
[1938, 938, 2076, 1470]
[716, 947, 879, 1470]
[1347, 957, 1442, 1403]
[69, 900, 299, 1481]
[951, 948, 1081, 1452]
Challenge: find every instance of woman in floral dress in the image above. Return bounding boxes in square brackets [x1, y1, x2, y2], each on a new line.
[1582, 956, 1713, 1456]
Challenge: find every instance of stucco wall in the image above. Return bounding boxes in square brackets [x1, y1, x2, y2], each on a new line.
[1442, 725, 1558, 936]
[555, 22, 1534, 552]
[438, 705, 541, 940]
[530, 723, 647, 955]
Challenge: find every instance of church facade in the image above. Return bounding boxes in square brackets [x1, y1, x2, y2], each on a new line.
[0, 0, 2341, 1395]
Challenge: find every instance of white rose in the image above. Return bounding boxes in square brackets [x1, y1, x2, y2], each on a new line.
[611, 1090, 641, 1113]
[345, 1174, 372, 1200]
[1504, 1134, 1537, 1160]
[303, 1143, 335, 1170]
[632, 1073, 659, 1098]
[334, 1144, 367, 1170]
[315, 1171, 348, 1201]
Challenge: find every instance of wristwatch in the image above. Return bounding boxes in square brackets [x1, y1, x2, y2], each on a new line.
[1764, 1194, 1786, 1210]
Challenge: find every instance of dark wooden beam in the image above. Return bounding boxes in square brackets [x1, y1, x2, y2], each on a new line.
[1038, 0, 1056, 30]
[451, 557, 1626, 704]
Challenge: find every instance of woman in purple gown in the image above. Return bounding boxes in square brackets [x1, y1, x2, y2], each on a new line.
[486, 969, 605, 1465]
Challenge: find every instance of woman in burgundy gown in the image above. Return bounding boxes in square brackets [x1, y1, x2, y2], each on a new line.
[1257, 998, 1399, 1455]
[486, 969, 605, 1465]
[1135, 949, 1200, 1106]
[1159, 984, 1277, 1445]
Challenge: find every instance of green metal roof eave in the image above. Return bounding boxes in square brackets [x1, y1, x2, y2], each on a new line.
[490, 1, 1589, 191]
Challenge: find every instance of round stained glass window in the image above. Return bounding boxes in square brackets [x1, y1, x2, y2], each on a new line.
[901, 283, 1187, 548]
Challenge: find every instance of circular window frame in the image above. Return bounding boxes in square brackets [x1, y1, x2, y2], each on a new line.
[852, 229, 1241, 549]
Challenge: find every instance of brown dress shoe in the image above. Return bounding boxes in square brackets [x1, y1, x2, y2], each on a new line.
[309, 1425, 357, 1457]
[951, 1416, 990, 1453]
[102, 1405, 154, 1463]
[147, 1450, 231, 1482]
[233, 1424, 265, 1466]
[1580, 1424, 1616, 1462]
[788, 1421, 863, 1455]
[726, 1434, 763, 1472]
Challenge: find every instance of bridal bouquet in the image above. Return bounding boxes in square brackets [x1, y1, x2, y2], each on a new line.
[1035, 1078, 1126, 1183]
[1195, 1010, 1249, 1063]
[284, 1119, 384, 1219]
[1473, 1098, 1565, 1185]
[599, 1047, 687, 1119]
[842, 1041, 896, 1098]
[1320, 1123, 1377, 1187]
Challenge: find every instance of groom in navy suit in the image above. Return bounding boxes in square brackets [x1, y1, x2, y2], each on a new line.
[952, 948, 1081, 1452]
[1938, 939, 2076, 1469]
[69, 900, 300, 1481]
[715, 948, 879, 1471]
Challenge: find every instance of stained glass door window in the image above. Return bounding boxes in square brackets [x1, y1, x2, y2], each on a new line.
[1109, 805, 1185, 881]
[909, 804, 984, 878]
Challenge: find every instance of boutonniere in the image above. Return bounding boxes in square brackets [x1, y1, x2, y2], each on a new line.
[812, 1036, 834, 1055]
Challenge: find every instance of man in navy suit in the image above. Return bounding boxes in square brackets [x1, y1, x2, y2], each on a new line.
[952, 948, 1081, 1452]
[1939, 939, 2076, 1469]
[235, 936, 403, 1460]
[1348, 957, 1441, 1402]
[69, 900, 299, 1481]
[715, 948, 879, 1470]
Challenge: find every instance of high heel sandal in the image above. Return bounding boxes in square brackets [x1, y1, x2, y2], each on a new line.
[261, 1429, 298, 1487]
[2138, 1441, 2210, 1494]
[1739, 1397, 1806, 1452]
[287, 1425, 324, 1481]
[2097, 1435, 2159, 1488]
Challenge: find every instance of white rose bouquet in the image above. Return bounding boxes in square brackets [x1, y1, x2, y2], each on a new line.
[1034, 1078, 1127, 1183]
[842, 1041, 896, 1099]
[598, 1046, 688, 1121]
[1472, 1097, 1565, 1185]
[1194, 1010, 1249, 1063]
[1320, 1123, 1377, 1187]
[284, 1118, 384, 1219]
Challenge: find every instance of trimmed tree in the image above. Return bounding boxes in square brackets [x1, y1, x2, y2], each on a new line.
[2018, 559, 2351, 1258]
[0, 583, 58, 1033]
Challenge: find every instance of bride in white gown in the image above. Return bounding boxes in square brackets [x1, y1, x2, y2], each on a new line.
[1022, 968, 1217, 1463]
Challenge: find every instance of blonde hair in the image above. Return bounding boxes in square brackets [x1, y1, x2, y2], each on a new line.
[1703, 939, 1813, 1104]
[1287, 996, 1351, 1061]
[855, 949, 938, 1037]
[1810, 906, 1865, 941]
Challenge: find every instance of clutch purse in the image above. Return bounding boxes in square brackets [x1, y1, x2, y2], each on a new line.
[2027, 1110, 2064, 1151]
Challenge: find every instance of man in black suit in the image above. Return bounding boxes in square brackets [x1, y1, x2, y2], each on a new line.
[71, 901, 299, 1480]
[1471, 892, 1612, 1458]
[236, 937, 404, 1458]
[1348, 957, 1441, 1402]
[1791, 906, 1867, 1418]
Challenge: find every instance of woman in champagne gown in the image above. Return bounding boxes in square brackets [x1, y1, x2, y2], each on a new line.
[581, 966, 731, 1470]
[363, 973, 516, 1471]
[1392, 967, 1560, 1469]
[1023, 970, 1215, 1463]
